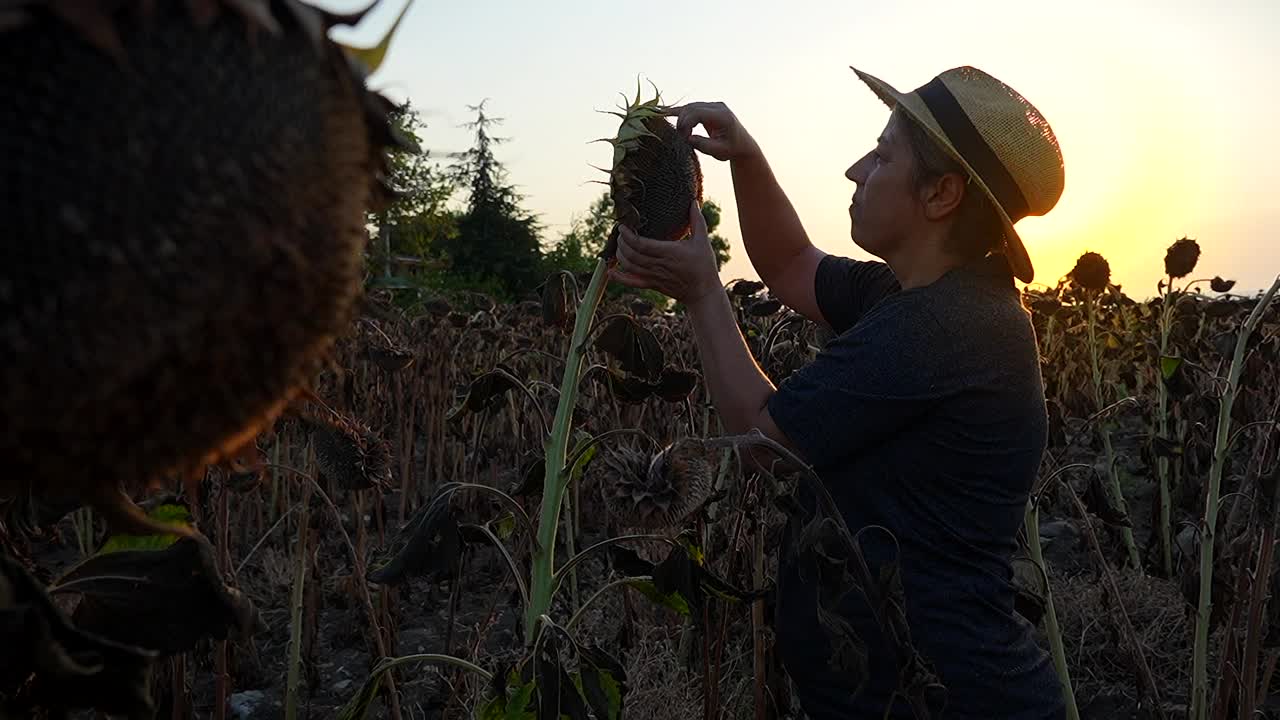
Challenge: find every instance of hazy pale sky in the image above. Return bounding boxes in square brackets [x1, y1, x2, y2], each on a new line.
[324, 0, 1279, 298]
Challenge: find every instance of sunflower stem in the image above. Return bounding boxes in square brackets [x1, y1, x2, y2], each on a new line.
[1024, 498, 1080, 720]
[1190, 275, 1280, 720]
[525, 258, 610, 642]
[1156, 282, 1176, 578]
[1085, 294, 1142, 569]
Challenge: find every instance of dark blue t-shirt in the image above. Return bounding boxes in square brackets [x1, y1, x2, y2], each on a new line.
[767, 253, 1065, 720]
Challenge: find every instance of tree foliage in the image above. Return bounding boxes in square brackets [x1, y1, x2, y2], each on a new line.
[367, 100, 457, 270]
[544, 192, 732, 276]
[363, 100, 734, 305]
[439, 101, 544, 298]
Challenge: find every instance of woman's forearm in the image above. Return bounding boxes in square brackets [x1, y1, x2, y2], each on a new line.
[685, 289, 804, 473]
[686, 289, 777, 437]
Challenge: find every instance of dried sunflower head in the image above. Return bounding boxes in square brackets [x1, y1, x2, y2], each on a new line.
[1069, 251, 1111, 292]
[601, 439, 715, 530]
[0, 0, 412, 536]
[308, 413, 392, 491]
[601, 83, 703, 258]
[1164, 236, 1200, 280]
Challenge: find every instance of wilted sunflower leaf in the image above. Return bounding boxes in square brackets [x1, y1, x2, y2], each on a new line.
[97, 503, 192, 554]
[607, 546, 655, 578]
[593, 316, 664, 381]
[567, 442, 599, 491]
[540, 272, 573, 331]
[448, 364, 525, 419]
[1029, 297, 1062, 316]
[748, 297, 783, 317]
[1159, 355, 1196, 398]
[729, 279, 766, 297]
[577, 645, 627, 720]
[1204, 301, 1239, 319]
[1210, 276, 1236, 293]
[1083, 476, 1132, 528]
[607, 547, 692, 615]
[1011, 557, 1048, 626]
[0, 552, 156, 717]
[368, 496, 464, 585]
[509, 450, 545, 497]
[54, 536, 256, 656]
[535, 633, 590, 720]
[476, 666, 537, 720]
[653, 368, 699, 402]
[652, 547, 702, 615]
[509, 455, 547, 498]
[478, 672, 536, 720]
[1211, 332, 1238, 359]
[490, 512, 518, 542]
[625, 578, 691, 616]
[652, 542, 764, 616]
[586, 365, 655, 404]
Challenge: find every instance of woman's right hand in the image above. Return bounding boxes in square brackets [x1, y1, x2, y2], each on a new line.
[663, 102, 760, 162]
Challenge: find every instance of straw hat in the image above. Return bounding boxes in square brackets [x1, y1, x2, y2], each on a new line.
[850, 66, 1064, 284]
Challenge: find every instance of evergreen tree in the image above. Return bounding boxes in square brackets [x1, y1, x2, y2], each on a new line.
[441, 100, 543, 297]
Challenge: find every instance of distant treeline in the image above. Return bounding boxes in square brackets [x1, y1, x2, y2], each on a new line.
[366, 100, 731, 309]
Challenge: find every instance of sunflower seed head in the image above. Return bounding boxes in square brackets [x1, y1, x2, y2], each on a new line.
[309, 413, 391, 491]
[602, 439, 714, 529]
[1069, 251, 1111, 292]
[1164, 236, 1201, 280]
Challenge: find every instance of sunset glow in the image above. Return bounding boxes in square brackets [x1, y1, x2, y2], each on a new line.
[325, 0, 1279, 298]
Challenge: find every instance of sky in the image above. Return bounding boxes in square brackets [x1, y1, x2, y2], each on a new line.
[322, 0, 1280, 299]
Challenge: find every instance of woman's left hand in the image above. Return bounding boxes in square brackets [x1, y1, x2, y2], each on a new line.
[610, 200, 721, 307]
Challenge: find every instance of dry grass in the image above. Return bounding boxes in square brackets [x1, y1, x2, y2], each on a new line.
[1051, 567, 1215, 713]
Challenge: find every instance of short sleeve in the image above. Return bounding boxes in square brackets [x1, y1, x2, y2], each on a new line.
[767, 295, 947, 469]
[814, 255, 901, 335]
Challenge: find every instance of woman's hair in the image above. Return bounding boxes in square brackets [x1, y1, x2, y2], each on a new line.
[893, 107, 1007, 262]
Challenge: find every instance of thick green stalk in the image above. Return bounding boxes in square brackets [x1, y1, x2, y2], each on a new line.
[1190, 276, 1280, 720]
[1156, 286, 1175, 577]
[561, 485, 581, 613]
[525, 259, 609, 641]
[1024, 500, 1079, 720]
[1085, 296, 1141, 568]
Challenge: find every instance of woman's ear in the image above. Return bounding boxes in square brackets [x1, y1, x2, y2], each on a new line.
[920, 171, 967, 221]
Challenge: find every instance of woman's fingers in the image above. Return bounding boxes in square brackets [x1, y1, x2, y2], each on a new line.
[666, 101, 724, 137]
[618, 226, 672, 262]
[688, 200, 708, 238]
[609, 269, 654, 290]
